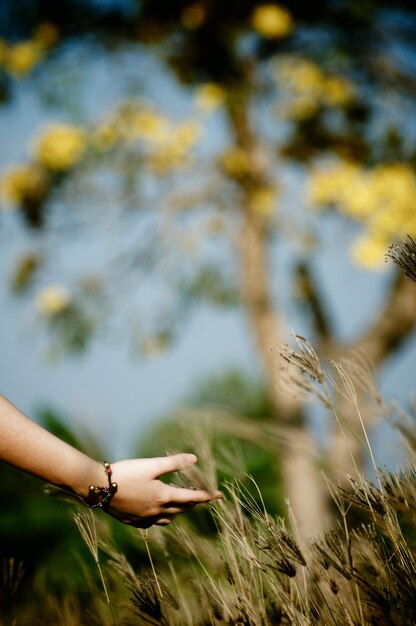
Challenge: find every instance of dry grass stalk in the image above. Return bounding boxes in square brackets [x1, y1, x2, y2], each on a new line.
[74, 510, 117, 625]
[12, 444, 416, 625]
[6, 336, 416, 625]
[386, 235, 416, 283]
[278, 334, 333, 409]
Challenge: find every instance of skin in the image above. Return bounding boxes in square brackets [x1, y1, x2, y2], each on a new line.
[0, 395, 222, 527]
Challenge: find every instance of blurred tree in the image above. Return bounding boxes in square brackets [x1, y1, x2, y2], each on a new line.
[1, 0, 416, 536]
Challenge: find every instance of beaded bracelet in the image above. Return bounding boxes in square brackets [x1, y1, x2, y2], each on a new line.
[86, 461, 118, 509]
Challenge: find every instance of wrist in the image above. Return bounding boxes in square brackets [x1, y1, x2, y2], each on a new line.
[70, 458, 103, 500]
[85, 461, 118, 509]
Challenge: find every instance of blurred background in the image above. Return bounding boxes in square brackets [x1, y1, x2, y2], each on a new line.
[1, 0, 416, 618]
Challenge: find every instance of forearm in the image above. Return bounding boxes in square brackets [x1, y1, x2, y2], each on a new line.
[0, 394, 102, 499]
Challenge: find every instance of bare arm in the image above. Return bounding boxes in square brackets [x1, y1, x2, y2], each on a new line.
[0, 395, 222, 527]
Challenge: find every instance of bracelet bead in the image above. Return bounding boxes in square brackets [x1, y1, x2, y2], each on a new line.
[86, 461, 118, 509]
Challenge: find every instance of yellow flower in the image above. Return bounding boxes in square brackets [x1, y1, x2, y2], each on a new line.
[34, 123, 87, 171]
[36, 285, 71, 316]
[251, 186, 277, 216]
[91, 123, 119, 151]
[1, 164, 48, 206]
[323, 76, 354, 107]
[195, 83, 226, 112]
[351, 234, 389, 271]
[251, 4, 293, 39]
[279, 57, 323, 95]
[149, 121, 202, 174]
[171, 120, 202, 148]
[220, 148, 252, 178]
[308, 161, 361, 208]
[275, 56, 356, 118]
[277, 95, 320, 120]
[0, 39, 7, 64]
[127, 109, 170, 143]
[309, 160, 416, 270]
[34, 23, 59, 48]
[5, 40, 43, 77]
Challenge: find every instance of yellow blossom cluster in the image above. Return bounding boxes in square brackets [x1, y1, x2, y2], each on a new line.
[128, 109, 170, 143]
[1, 103, 203, 213]
[3, 41, 43, 77]
[195, 83, 226, 112]
[220, 147, 252, 178]
[91, 105, 202, 173]
[35, 285, 71, 316]
[0, 40, 7, 64]
[149, 121, 202, 174]
[1, 164, 48, 206]
[275, 57, 355, 119]
[34, 123, 87, 171]
[309, 161, 416, 269]
[219, 147, 278, 216]
[251, 186, 278, 216]
[251, 4, 293, 39]
[90, 106, 169, 150]
[90, 123, 119, 152]
[1, 122, 86, 209]
[251, 186, 277, 217]
[0, 23, 58, 78]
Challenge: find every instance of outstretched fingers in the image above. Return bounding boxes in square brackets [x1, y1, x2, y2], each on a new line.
[153, 453, 198, 477]
[166, 485, 223, 506]
[149, 453, 223, 509]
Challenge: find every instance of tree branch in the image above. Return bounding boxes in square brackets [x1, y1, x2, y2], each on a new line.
[294, 261, 334, 345]
[349, 273, 416, 366]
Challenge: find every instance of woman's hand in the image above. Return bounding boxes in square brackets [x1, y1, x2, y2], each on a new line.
[0, 396, 220, 529]
[105, 454, 222, 527]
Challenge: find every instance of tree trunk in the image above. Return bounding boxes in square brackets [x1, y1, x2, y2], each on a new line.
[223, 94, 329, 539]
[237, 209, 329, 540]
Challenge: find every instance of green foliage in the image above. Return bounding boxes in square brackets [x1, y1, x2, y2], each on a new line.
[187, 369, 274, 419]
[0, 408, 145, 619]
[0, 410, 92, 608]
